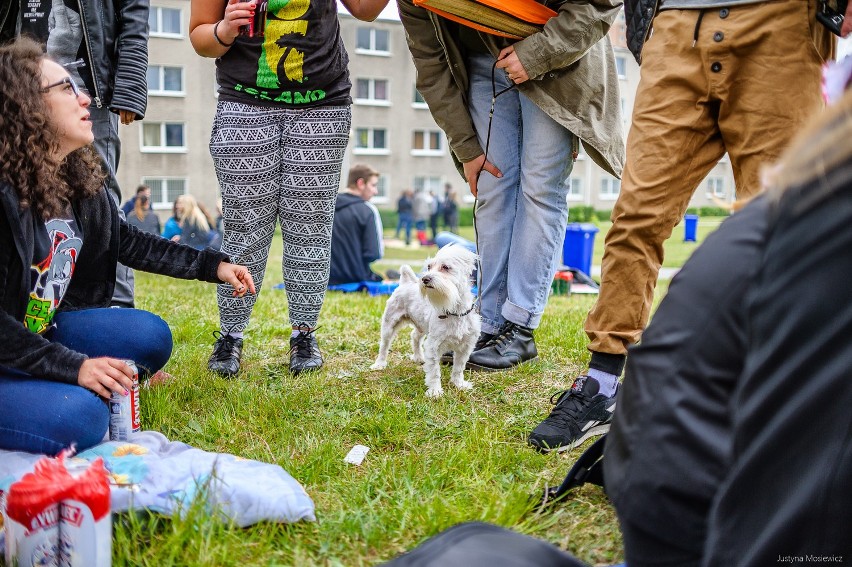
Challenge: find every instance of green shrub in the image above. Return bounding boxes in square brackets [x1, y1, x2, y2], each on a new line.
[595, 209, 613, 222]
[567, 206, 596, 222]
[698, 206, 730, 217]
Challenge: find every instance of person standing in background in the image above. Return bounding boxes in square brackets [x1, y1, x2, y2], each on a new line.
[412, 188, 433, 245]
[395, 189, 414, 245]
[428, 189, 442, 241]
[442, 187, 459, 233]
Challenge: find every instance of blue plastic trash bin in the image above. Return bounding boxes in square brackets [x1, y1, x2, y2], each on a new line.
[562, 223, 599, 277]
[683, 214, 699, 242]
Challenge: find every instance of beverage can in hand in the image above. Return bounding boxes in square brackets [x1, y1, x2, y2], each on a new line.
[108, 361, 140, 441]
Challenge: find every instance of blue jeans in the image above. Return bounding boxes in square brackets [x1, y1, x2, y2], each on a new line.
[0, 308, 173, 455]
[467, 53, 573, 333]
[396, 212, 414, 244]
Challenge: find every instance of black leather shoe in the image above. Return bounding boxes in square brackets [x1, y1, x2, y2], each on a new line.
[290, 328, 323, 375]
[465, 322, 537, 372]
[441, 331, 495, 365]
[208, 331, 243, 377]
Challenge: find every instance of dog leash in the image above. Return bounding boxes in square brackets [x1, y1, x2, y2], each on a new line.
[471, 60, 518, 312]
[438, 304, 477, 319]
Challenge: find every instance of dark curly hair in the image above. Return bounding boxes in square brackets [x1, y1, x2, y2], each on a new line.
[0, 37, 103, 219]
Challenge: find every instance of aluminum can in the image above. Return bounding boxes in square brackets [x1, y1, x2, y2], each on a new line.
[108, 360, 140, 441]
[60, 460, 112, 567]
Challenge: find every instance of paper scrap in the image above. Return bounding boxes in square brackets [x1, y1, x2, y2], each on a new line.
[344, 445, 370, 466]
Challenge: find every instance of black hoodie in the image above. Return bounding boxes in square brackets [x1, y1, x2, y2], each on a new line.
[329, 192, 383, 285]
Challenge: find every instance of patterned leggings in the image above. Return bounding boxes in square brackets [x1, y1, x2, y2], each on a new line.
[210, 100, 352, 332]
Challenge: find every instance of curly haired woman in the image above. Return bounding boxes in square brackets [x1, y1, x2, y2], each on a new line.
[0, 38, 255, 454]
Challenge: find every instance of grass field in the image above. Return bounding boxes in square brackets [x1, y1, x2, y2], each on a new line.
[112, 217, 725, 566]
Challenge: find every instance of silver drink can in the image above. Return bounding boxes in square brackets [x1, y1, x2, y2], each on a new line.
[108, 360, 140, 441]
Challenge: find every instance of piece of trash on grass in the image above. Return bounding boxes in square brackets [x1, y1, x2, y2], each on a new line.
[344, 444, 370, 466]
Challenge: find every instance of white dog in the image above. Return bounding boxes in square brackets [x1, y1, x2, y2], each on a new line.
[370, 244, 480, 397]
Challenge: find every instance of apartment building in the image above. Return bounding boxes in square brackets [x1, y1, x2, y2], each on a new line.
[120, 2, 737, 217]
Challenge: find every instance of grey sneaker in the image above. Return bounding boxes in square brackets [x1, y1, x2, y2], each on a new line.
[527, 376, 617, 452]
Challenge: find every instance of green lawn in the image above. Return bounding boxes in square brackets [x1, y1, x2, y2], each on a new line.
[116, 217, 724, 566]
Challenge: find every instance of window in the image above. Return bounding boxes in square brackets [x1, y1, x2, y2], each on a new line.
[141, 122, 186, 152]
[147, 65, 184, 96]
[615, 55, 627, 78]
[354, 128, 388, 154]
[143, 177, 187, 209]
[600, 176, 621, 199]
[149, 7, 182, 37]
[355, 78, 389, 104]
[413, 176, 442, 194]
[375, 174, 390, 202]
[411, 129, 443, 155]
[565, 177, 583, 201]
[412, 88, 427, 108]
[706, 176, 726, 198]
[356, 27, 389, 54]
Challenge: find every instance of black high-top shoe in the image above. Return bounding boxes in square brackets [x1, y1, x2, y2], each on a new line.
[465, 321, 537, 371]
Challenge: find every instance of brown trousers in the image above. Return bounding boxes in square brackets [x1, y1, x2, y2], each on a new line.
[585, 0, 835, 356]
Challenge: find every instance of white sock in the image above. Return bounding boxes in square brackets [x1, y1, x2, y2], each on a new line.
[587, 368, 619, 398]
[223, 330, 244, 339]
[291, 329, 303, 339]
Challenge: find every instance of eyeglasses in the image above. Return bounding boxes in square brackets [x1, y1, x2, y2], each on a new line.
[41, 75, 82, 98]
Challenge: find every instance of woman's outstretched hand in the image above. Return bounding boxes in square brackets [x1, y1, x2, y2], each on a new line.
[217, 261, 256, 297]
[78, 358, 136, 399]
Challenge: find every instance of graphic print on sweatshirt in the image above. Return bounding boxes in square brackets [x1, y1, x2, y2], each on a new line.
[26, 217, 82, 334]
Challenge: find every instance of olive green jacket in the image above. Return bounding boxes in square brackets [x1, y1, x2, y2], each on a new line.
[396, 0, 626, 178]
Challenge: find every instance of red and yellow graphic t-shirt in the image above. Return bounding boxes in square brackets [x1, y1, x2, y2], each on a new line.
[24, 216, 83, 334]
[216, 0, 352, 108]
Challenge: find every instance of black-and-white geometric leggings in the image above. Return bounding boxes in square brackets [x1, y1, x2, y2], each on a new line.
[210, 100, 352, 333]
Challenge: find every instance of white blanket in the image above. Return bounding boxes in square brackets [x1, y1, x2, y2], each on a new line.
[0, 431, 315, 534]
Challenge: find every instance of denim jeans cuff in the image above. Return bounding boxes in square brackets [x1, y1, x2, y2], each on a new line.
[501, 300, 542, 330]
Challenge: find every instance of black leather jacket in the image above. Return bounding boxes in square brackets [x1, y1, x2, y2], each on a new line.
[2, 0, 148, 118]
[0, 182, 228, 384]
[625, 0, 660, 63]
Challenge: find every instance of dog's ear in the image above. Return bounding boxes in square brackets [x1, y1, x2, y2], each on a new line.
[400, 265, 419, 283]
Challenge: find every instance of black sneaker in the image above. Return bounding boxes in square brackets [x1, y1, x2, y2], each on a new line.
[527, 376, 617, 453]
[208, 331, 243, 378]
[465, 321, 537, 372]
[441, 331, 495, 365]
[289, 328, 323, 375]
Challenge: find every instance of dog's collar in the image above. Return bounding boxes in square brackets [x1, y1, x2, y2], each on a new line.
[439, 304, 476, 319]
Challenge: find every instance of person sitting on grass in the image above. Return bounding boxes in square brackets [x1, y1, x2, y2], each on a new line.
[0, 39, 256, 455]
[329, 164, 386, 286]
[126, 193, 161, 236]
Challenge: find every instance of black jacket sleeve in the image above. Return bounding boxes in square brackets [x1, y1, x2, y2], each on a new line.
[109, 0, 149, 118]
[0, 310, 88, 385]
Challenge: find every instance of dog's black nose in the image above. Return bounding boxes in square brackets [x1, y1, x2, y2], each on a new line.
[421, 275, 432, 285]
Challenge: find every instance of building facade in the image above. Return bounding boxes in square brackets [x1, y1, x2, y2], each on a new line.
[120, 1, 737, 219]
